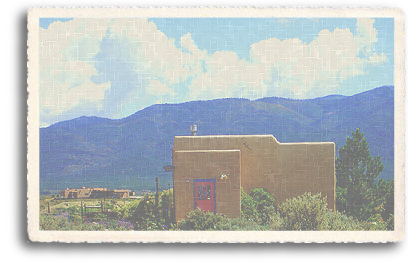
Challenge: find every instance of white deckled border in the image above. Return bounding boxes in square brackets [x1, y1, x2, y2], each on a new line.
[27, 6, 405, 243]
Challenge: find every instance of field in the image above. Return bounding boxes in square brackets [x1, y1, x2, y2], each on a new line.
[39, 196, 144, 231]
[40, 196, 140, 213]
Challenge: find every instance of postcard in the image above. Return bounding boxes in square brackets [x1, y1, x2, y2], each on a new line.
[27, 7, 404, 242]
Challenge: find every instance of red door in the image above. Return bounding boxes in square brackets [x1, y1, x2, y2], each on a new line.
[194, 180, 216, 213]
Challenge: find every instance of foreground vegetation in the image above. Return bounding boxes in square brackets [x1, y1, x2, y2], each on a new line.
[40, 188, 392, 231]
[172, 189, 390, 231]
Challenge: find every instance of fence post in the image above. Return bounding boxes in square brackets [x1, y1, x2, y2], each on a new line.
[48, 201, 51, 214]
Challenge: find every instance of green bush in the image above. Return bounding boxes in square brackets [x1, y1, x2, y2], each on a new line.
[324, 210, 364, 230]
[241, 187, 259, 222]
[129, 195, 164, 230]
[124, 189, 174, 230]
[386, 214, 394, 230]
[262, 206, 284, 230]
[172, 208, 226, 231]
[278, 192, 329, 230]
[172, 208, 282, 231]
[241, 188, 276, 225]
[250, 189, 276, 225]
[277, 192, 374, 231]
[160, 189, 174, 224]
[217, 217, 271, 231]
[118, 199, 140, 219]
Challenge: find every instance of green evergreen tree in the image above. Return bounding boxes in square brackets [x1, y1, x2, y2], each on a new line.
[336, 128, 388, 222]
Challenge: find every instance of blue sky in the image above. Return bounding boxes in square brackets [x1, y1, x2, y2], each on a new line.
[39, 17, 394, 127]
[39, 18, 74, 29]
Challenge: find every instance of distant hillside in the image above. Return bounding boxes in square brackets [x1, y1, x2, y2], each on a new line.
[40, 86, 394, 192]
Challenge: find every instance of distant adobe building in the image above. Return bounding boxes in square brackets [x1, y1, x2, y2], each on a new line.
[172, 127, 335, 222]
[60, 187, 133, 199]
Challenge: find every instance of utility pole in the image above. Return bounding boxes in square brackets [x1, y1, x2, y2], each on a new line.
[155, 177, 159, 208]
[167, 183, 172, 225]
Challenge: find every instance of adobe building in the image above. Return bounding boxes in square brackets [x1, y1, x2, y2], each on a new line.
[60, 187, 133, 199]
[172, 129, 335, 222]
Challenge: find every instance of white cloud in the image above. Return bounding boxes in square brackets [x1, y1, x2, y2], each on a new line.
[146, 79, 173, 96]
[245, 25, 386, 98]
[180, 33, 207, 60]
[40, 19, 111, 124]
[355, 18, 378, 55]
[107, 19, 198, 86]
[187, 22, 387, 100]
[188, 50, 268, 100]
[40, 60, 111, 116]
[369, 53, 387, 65]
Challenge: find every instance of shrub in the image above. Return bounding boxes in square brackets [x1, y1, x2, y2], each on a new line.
[160, 189, 174, 224]
[278, 192, 329, 230]
[40, 212, 71, 230]
[241, 188, 259, 222]
[172, 208, 226, 231]
[262, 206, 284, 230]
[386, 214, 394, 230]
[241, 188, 276, 225]
[118, 199, 140, 219]
[277, 192, 371, 231]
[249, 189, 276, 225]
[129, 195, 163, 230]
[324, 210, 364, 230]
[172, 208, 282, 231]
[217, 217, 271, 231]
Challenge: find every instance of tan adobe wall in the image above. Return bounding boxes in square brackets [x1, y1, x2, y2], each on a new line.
[173, 150, 241, 222]
[173, 135, 335, 210]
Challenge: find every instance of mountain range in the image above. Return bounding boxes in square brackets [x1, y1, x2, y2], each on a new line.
[40, 85, 394, 192]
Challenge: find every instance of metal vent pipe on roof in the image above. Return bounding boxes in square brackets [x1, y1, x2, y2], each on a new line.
[190, 125, 197, 136]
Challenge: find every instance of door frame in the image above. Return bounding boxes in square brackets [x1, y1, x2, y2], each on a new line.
[193, 178, 216, 214]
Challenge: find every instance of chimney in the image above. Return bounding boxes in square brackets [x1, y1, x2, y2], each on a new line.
[190, 125, 197, 136]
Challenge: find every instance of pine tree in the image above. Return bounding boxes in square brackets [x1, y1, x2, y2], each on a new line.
[335, 128, 385, 221]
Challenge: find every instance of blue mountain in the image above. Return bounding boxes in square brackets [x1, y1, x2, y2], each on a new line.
[40, 86, 394, 192]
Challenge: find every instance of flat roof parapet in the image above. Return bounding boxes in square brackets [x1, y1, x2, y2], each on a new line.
[174, 134, 334, 145]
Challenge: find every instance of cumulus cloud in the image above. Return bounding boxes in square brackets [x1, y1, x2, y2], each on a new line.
[187, 21, 386, 100]
[146, 79, 173, 96]
[245, 23, 386, 98]
[40, 19, 111, 125]
[355, 18, 378, 55]
[188, 50, 268, 100]
[39, 17, 387, 126]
